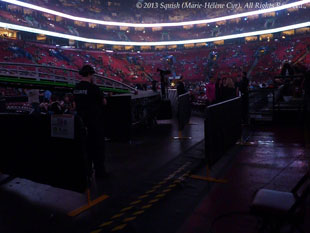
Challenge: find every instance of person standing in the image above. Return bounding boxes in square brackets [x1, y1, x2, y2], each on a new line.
[239, 72, 249, 124]
[222, 77, 236, 100]
[206, 78, 216, 104]
[176, 76, 186, 96]
[74, 65, 106, 179]
[303, 71, 310, 147]
[215, 78, 223, 103]
[158, 69, 171, 99]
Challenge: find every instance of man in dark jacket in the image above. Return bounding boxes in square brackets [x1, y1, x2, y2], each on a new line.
[176, 76, 186, 96]
[74, 65, 106, 179]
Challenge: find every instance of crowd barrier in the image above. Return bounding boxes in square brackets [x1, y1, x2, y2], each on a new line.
[105, 95, 131, 141]
[131, 93, 161, 125]
[0, 92, 161, 193]
[0, 113, 88, 193]
[178, 92, 191, 130]
[205, 97, 242, 167]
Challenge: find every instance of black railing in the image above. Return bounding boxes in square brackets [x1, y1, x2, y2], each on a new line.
[178, 92, 191, 130]
[205, 97, 242, 167]
[0, 62, 136, 92]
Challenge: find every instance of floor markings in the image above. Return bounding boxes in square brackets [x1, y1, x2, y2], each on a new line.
[90, 229, 102, 233]
[123, 216, 136, 222]
[162, 188, 172, 193]
[148, 199, 159, 204]
[146, 189, 156, 194]
[99, 221, 113, 227]
[133, 210, 145, 215]
[111, 213, 125, 219]
[111, 224, 127, 232]
[141, 204, 152, 209]
[120, 206, 133, 212]
[155, 193, 166, 198]
[130, 200, 141, 205]
[90, 161, 193, 233]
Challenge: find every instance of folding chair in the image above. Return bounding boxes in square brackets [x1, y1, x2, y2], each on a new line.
[250, 171, 309, 233]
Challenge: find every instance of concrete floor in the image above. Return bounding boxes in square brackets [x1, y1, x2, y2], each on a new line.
[0, 116, 204, 233]
[0, 118, 309, 233]
[179, 125, 310, 233]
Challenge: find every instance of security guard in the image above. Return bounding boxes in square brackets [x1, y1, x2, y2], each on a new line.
[74, 65, 106, 179]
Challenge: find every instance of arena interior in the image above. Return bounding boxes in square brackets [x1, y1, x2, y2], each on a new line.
[0, 0, 310, 233]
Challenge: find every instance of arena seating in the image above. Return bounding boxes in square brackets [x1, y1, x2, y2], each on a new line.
[0, 34, 309, 86]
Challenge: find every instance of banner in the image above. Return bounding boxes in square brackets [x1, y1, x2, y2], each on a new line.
[51, 114, 75, 139]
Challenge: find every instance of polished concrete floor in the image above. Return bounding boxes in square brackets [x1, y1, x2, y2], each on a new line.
[0, 118, 309, 233]
[179, 125, 310, 233]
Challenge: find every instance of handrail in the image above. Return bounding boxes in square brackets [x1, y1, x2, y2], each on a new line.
[0, 62, 136, 92]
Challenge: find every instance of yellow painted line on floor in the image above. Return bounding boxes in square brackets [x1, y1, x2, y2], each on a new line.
[155, 193, 166, 198]
[121, 206, 133, 212]
[130, 200, 141, 205]
[138, 194, 148, 199]
[158, 181, 166, 185]
[168, 184, 177, 188]
[133, 210, 145, 215]
[163, 188, 172, 193]
[146, 189, 156, 194]
[111, 224, 127, 232]
[90, 229, 102, 233]
[123, 216, 136, 222]
[141, 204, 152, 209]
[152, 185, 161, 189]
[148, 199, 159, 204]
[111, 213, 125, 219]
[99, 221, 113, 227]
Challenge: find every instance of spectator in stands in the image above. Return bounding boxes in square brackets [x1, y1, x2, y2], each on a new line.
[44, 90, 52, 102]
[49, 95, 63, 114]
[63, 94, 74, 114]
[74, 65, 107, 179]
[135, 83, 144, 90]
[39, 102, 49, 113]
